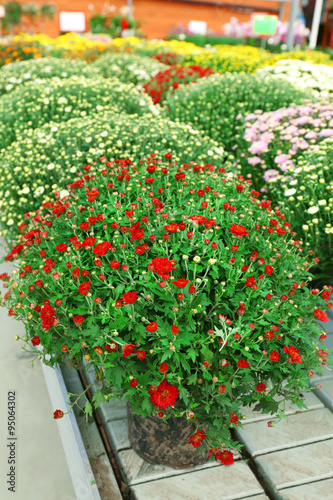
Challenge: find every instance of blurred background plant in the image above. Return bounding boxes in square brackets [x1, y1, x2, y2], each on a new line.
[90, 4, 142, 38]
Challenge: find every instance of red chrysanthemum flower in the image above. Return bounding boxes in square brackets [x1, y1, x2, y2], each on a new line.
[122, 344, 135, 357]
[121, 291, 137, 305]
[73, 316, 85, 326]
[40, 304, 57, 330]
[159, 362, 169, 374]
[218, 450, 234, 466]
[256, 382, 266, 392]
[171, 325, 179, 335]
[322, 290, 331, 302]
[146, 321, 158, 333]
[130, 228, 145, 241]
[265, 265, 274, 275]
[148, 257, 176, 276]
[135, 350, 146, 361]
[93, 241, 111, 257]
[130, 379, 138, 388]
[172, 278, 189, 288]
[245, 276, 256, 287]
[283, 345, 302, 364]
[314, 309, 328, 323]
[237, 359, 249, 369]
[164, 223, 179, 233]
[230, 223, 249, 237]
[269, 351, 280, 362]
[189, 429, 206, 448]
[53, 410, 64, 419]
[150, 380, 179, 409]
[55, 243, 68, 252]
[78, 281, 91, 296]
[188, 215, 207, 225]
[31, 336, 41, 346]
[230, 412, 238, 425]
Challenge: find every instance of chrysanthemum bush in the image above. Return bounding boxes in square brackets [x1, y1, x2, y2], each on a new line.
[91, 53, 166, 86]
[164, 73, 308, 151]
[0, 57, 99, 96]
[2, 154, 331, 463]
[0, 112, 225, 241]
[143, 64, 214, 104]
[256, 59, 333, 95]
[0, 76, 155, 150]
[150, 52, 181, 66]
[268, 138, 333, 271]
[236, 101, 333, 187]
[0, 38, 45, 68]
[181, 45, 269, 73]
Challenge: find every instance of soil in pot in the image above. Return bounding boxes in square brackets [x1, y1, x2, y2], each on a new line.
[127, 403, 207, 469]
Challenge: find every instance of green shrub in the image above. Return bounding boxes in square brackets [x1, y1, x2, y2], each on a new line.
[0, 112, 225, 240]
[0, 75, 156, 149]
[269, 138, 333, 273]
[164, 73, 310, 152]
[0, 57, 99, 95]
[92, 52, 165, 86]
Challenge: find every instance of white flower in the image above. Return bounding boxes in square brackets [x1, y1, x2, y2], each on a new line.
[208, 258, 217, 265]
[22, 187, 30, 194]
[318, 199, 327, 206]
[60, 189, 69, 199]
[193, 256, 201, 263]
[302, 225, 309, 231]
[7, 219, 14, 226]
[284, 188, 296, 197]
[34, 186, 45, 196]
[47, 163, 55, 170]
[307, 206, 319, 214]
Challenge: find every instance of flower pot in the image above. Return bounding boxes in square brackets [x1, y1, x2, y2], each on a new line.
[127, 403, 207, 469]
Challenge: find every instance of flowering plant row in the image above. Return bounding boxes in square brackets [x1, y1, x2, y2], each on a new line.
[0, 57, 99, 96]
[2, 154, 330, 463]
[150, 52, 181, 66]
[0, 75, 155, 151]
[0, 112, 225, 241]
[164, 72, 308, 151]
[143, 65, 214, 104]
[269, 138, 333, 272]
[91, 52, 165, 87]
[237, 101, 333, 187]
[256, 59, 333, 96]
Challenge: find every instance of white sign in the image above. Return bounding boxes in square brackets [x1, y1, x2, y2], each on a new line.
[0, 5, 6, 18]
[59, 11, 86, 33]
[188, 20, 207, 36]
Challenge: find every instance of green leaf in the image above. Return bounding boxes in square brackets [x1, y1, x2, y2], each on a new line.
[92, 389, 104, 408]
[200, 345, 214, 363]
[85, 401, 93, 418]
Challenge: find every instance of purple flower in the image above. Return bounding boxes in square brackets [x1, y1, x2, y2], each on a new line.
[275, 154, 290, 164]
[248, 156, 261, 166]
[319, 129, 333, 138]
[263, 169, 280, 182]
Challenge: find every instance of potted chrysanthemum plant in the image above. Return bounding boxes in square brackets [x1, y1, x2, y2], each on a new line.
[1, 153, 331, 469]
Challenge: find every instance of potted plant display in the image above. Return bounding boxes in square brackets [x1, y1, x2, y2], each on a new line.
[1, 153, 331, 468]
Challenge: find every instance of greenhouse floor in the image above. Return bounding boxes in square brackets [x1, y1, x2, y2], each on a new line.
[0, 240, 332, 500]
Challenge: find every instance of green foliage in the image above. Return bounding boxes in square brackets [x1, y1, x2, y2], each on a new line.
[2, 155, 329, 455]
[164, 73, 309, 151]
[0, 75, 155, 149]
[0, 111, 224, 239]
[0, 57, 99, 96]
[92, 52, 165, 86]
